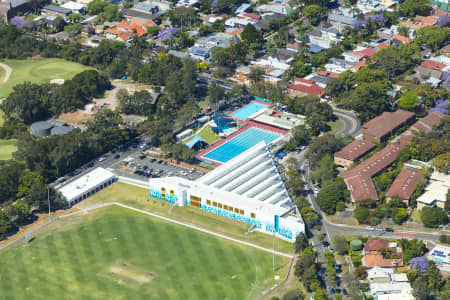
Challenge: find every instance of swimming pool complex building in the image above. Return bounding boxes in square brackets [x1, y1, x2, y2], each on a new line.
[149, 142, 305, 242]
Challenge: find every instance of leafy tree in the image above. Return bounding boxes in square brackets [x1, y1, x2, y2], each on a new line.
[207, 81, 225, 107]
[333, 235, 348, 255]
[168, 7, 198, 28]
[286, 169, 305, 196]
[295, 233, 309, 254]
[420, 206, 449, 228]
[98, 4, 120, 23]
[433, 153, 450, 174]
[399, 0, 432, 17]
[373, 43, 421, 79]
[248, 67, 265, 83]
[52, 16, 66, 32]
[354, 207, 369, 224]
[118, 89, 155, 116]
[241, 24, 263, 45]
[416, 26, 449, 51]
[87, 0, 109, 14]
[301, 207, 318, 226]
[317, 178, 348, 215]
[397, 91, 420, 111]
[398, 25, 409, 37]
[445, 189, 450, 214]
[336, 201, 345, 212]
[399, 239, 426, 263]
[69, 13, 83, 23]
[393, 208, 408, 224]
[303, 5, 323, 26]
[0, 210, 12, 239]
[288, 61, 312, 79]
[306, 135, 341, 168]
[348, 82, 391, 122]
[211, 46, 232, 67]
[17, 170, 43, 198]
[283, 290, 305, 300]
[147, 25, 161, 36]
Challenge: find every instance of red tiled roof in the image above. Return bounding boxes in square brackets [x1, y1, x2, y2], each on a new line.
[317, 70, 340, 79]
[364, 253, 404, 268]
[364, 239, 390, 251]
[295, 77, 314, 84]
[345, 175, 378, 201]
[243, 13, 261, 20]
[392, 35, 412, 43]
[287, 81, 325, 96]
[442, 44, 450, 54]
[377, 43, 390, 49]
[335, 140, 376, 161]
[352, 48, 377, 58]
[411, 111, 446, 132]
[386, 168, 424, 200]
[362, 110, 415, 139]
[117, 21, 147, 36]
[420, 60, 446, 71]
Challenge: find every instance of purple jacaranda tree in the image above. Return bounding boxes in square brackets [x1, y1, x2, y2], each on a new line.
[429, 99, 449, 115]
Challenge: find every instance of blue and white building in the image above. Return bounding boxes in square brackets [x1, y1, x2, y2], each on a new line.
[149, 142, 305, 242]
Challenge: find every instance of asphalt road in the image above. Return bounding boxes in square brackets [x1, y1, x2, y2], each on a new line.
[332, 107, 361, 137]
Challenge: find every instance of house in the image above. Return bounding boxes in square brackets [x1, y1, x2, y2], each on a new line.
[428, 245, 450, 272]
[317, 70, 340, 79]
[188, 46, 210, 61]
[168, 50, 188, 59]
[369, 282, 413, 299]
[305, 74, 329, 88]
[363, 240, 403, 268]
[257, 12, 285, 30]
[417, 60, 448, 79]
[385, 168, 424, 205]
[0, 0, 28, 23]
[42, 4, 72, 17]
[256, 4, 292, 15]
[234, 65, 251, 84]
[343, 144, 404, 202]
[416, 171, 450, 210]
[121, 8, 160, 21]
[286, 42, 300, 53]
[234, 3, 252, 15]
[328, 14, 357, 32]
[60, 1, 86, 14]
[362, 110, 416, 144]
[150, 0, 174, 11]
[397, 111, 446, 146]
[196, 33, 239, 49]
[325, 57, 356, 74]
[224, 17, 256, 28]
[266, 48, 296, 64]
[105, 21, 147, 42]
[176, 0, 200, 8]
[250, 57, 290, 83]
[243, 13, 261, 20]
[334, 140, 376, 168]
[367, 267, 394, 283]
[287, 78, 325, 98]
[133, 2, 159, 14]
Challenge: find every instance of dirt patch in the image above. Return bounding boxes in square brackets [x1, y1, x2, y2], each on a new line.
[108, 265, 154, 284]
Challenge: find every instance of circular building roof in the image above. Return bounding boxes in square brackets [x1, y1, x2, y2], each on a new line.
[31, 121, 53, 137]
[350, 239, 364, 251]
[50, 125, 73, 136]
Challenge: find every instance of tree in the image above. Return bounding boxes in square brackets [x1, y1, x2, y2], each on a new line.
[69, 13, 83, 23]
[354, 207, 369, 224]
[211, 47, 232, 67]
[433, 153, 450, 174]
[348, 82, 392, 122]
[398, 25, 409, 37]
[420, 206, 449, 228]
[301, 207, 318, 226]
[0, 210, 12, 239]
[397, 91, 420, 111]
[98, 4, 120, 23]
[400, 239, 426, 263]
[295, 233, 309, 254]
[168, 7, 198, 28]
[317, 178, 348, 215]
[416, 26, 449, 51]
[286, 169, 305, 196]
[52, 16, 66, 32]
[241, 24, 263, 45]
[87, 0, 109, 14]
[333, 235, 348, 255]
[17, 170, 43, 198]
[207, 81, 225, 107]
[248, 67, 265, 83]
[306, 135, 340, 168]
[393, 208, 408, 224]
[283, 290, 305, 300]
[399, 0, 432, 17]
[445, 189, 450, 214]
[303, 5, 323, 26]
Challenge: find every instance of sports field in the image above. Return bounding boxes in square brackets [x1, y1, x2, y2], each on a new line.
[0, 205, 289, 299]
[0, 139, 17, 160]
[0, 59, 92, 98]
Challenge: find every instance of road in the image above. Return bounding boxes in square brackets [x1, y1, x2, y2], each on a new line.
[332, 108, 361, 137]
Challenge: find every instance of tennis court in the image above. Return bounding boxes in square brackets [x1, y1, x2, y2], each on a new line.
[230, 101, 269, 120]
[202, 127, 281, 163]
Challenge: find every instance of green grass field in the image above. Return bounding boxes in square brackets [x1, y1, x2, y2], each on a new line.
[80, 182, 294, 254]
[0, 59, 92, 98]
[0, 139, 17, 160]
[183, 125, 220, 145]
[0, 205, 289, 299]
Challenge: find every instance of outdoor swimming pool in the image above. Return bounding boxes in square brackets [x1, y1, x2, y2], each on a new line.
[230, 101, 269, 120]
[202, 127, 281, 163]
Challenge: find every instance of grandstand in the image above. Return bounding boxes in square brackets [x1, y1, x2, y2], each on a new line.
[149, 142, 305, 242]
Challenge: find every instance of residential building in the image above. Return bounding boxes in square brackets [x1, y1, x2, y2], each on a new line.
[224, 17, 256, 28]
[150, 0, 174, 11]
[385, 168, 424, 205]
[149, 142, 305, 242]
[60, 1, 86, 14]
[234, 3, 252, 15]
[42, 4, 72, 17]
[363, 240, 403, 268]
[257, 12, 285, 30]
[176, 0, 200, 8]
[362, 110, 416, 144]
[397, 111, 446, 145]
[256, 4, 292, 15]
[428, 245, 450, 272]
[133, 2, 159, 14]
[287, 78, 325, 98]
[416, 171, 450, 210]
[105, 21, 147, 42]
[369, 282, 413, 299]
[367, 267, 394, 283]
[344, 144, 404, 202]
[0, 0, 28, 23]
[195, 33, 239, 49]
[235, 65, 251, 84]
[188, 46, 210, 61]
[328, 14, 357, 32]
[334, 140, 376, 168]
[286, 42, 300, 53]
[58, 168, 117, 206]
[417, 60, 448, 79]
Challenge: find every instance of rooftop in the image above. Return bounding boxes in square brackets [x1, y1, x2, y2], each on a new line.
[420, 60, 447, 71]
[385, 168, 424, 200]
[362, 110, 415, 139]
[335, 139, 376, 161]
[417, 171, 450, 205]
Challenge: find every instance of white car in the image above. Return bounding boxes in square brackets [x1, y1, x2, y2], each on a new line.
[98, 157, 106, 162]
[366, 226, 375, 231]
[375, 228, 384, 232]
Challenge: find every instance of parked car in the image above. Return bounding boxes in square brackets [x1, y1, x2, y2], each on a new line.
[98, 156, 106, 162]
[375, 228, 384, 232]
[385, 227, 394, 232]
[366, 226, 375, 231]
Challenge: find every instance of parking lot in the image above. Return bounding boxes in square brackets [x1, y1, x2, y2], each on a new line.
[111, 154, 205, 182]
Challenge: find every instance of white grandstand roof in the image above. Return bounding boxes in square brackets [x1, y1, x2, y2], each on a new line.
[195, 141, 300, 217]
[58, 167, 116, 203]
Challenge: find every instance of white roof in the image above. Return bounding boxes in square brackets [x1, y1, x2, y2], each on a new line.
[370, 282, 412, 295]
[417, 171, 450, 205]
[390, 273, 408, 282]
[367, 267, 393, 280]
[429, 245, 450, 264]
[61, 1, 85, 10]
[58, 167, 116, 202]
[375, 294, 414, 300]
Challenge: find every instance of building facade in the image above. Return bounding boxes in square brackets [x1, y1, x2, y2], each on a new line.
[149, 142, 305, 242]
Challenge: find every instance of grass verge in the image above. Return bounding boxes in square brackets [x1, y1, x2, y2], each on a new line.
[0, 139, 17, 160]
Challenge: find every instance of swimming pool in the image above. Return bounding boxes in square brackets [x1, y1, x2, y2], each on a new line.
[203, 127, 281, 163]
[230, 101, 269, 120]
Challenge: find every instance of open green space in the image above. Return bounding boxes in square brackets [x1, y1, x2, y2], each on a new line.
[327, 119, 345, 135]
[0, 58, 92, 98]
[183, 125, 220, 145]
[0, 139, 17, 160]
[0, 205, 289, 299]
[80, 182, 294, 254]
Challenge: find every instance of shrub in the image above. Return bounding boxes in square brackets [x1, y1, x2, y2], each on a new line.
[336, 201, 345, 211]
[393, 208, 408, 224]
[354, 207, 370, 224]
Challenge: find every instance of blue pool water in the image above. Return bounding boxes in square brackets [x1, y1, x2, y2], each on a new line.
[231, 102, 269, 120]
[203, 127, 281, 163]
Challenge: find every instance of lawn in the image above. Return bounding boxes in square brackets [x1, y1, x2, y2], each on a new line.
[183, 125, 220, 145]
[327, 119, 345, 135]
[77, 182, 295, 254]
[0, 139, 17, 160]
[0, 205, 290, 300]
[0, 58, 92, 98]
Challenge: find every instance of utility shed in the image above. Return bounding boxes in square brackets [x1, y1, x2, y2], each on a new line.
[58, 167, 117, 206]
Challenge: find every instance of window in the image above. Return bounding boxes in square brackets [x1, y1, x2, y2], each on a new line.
[213, 201, 217, 207]
[239, 209, 244, 215]
[161, 193, 166, 199]
[251, 212, 256, 218]
[190, 195, 201, 208]
[218, 203, 222, 208]
[224, 205, 228, 210]
[228, 206, 233, 212]
[206, 200, 211, 205]
[190, 195, 201, 202]
[234, 208, 239, 213]
[170, 190, 174, 196]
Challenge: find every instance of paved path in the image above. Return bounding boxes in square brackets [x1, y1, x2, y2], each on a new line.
[0, 62, 12, 84]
